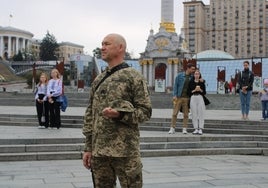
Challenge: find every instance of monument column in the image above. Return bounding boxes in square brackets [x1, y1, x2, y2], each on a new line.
[0, 36, 3, 57]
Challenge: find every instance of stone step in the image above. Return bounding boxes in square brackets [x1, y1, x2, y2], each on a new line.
[0, 121, 267, 135]
[0, 118, 267, 135]
[1, 130, 268, 161]
[0, 92, 263, 110]
[0, 151, 82, 161]
[140, 148, 268, 157]
[0, 114, 266, 126]
[0, 143, 84, 153]
[0, 137, 84, 145]
[1, 141, 266, 153]
[0, 111, 267, 161]
[1, 147, 268, 161]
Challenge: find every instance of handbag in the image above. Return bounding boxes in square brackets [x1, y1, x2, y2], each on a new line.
[56, 95, 68, 112]
[203, 95, 211, 105]
[55, 81, 68, 112]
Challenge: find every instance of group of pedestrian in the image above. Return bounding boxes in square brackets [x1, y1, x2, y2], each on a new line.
[236, 60, 268, 121]
[35, 68, 63, 129]
[168, 63, 208, 135]
[224, 80, 234, 94]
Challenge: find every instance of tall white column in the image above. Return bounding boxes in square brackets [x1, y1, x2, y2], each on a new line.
[168, 61, 172, 88]
[0, 36, 3, 58]
[143, 62, 148, 85]
[22, 38, 26, 50]
[173, 62, 178, 88]
[16, 37, 19, 54]
[8, 36, 11, 58]
[148, 61, 153, 87]
[26, 39, 31, 50]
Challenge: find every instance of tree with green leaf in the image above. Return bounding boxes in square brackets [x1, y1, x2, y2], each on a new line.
[13, 50, 23, 61]
[93, 47, 133, 59]
[39, 31, 59, 61]
[93, 47, 101, 58]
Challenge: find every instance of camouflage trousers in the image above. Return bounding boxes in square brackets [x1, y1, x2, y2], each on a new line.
[91, 156, 143, 188]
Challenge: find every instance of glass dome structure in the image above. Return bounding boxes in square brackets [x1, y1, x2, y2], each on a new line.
[193, 50, 235, 60]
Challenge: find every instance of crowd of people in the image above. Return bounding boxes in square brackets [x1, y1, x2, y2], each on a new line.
[33, 33, 268, 188]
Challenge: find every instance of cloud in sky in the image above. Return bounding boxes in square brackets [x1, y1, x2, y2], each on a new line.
[0, 0, 210, 58]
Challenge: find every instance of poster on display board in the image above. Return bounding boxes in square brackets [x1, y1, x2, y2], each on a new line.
[155, 79, 165, 92]
[217, 81, 225, 94]
[253, 76, 262, 92]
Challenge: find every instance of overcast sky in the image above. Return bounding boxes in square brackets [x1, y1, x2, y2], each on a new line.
[0, 0, 209, 58]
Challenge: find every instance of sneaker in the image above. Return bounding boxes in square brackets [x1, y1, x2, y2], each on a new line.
[168, 127, 175, 134]
[198, 129, 203, 135]
[182, 128, 187, 134]
[192, 129, 199, 134]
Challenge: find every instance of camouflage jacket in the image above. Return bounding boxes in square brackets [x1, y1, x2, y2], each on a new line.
[83, 64, 152, 157]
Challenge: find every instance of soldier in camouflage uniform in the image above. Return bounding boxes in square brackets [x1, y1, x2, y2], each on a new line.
[82, 33, 152, 188]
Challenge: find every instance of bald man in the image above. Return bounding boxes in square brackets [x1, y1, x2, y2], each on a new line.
[82, 33, 152, 188]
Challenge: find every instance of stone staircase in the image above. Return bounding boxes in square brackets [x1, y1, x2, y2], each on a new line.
[0, 91, 263, 110]
[0, 114, 268, 161]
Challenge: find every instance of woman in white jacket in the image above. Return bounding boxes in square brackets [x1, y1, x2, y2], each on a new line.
[35, 72, 49, 128]
[47, 69, 62, 129]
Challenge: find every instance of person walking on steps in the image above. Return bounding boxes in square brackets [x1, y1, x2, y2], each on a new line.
[168, 63, 196, 134]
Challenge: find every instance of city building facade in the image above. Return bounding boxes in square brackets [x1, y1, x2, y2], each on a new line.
[0, 26, 33, 59]
[183, 0, 268, 59]
[0, 26, 84, 62]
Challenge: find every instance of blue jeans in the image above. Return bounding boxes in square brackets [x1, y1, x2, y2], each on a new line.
[261, 100, 268, 119]
[239, 90, 252, 116]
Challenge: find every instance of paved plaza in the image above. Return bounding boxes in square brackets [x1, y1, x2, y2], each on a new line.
[1, 155, 268, 188]
[0, 106, 267, 187]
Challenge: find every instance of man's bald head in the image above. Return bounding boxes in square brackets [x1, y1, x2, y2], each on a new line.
[105, 33, 127, 51]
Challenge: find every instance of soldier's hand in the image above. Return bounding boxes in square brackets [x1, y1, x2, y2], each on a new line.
[102, 107, 120, 118]
[83, 152, 92, 169]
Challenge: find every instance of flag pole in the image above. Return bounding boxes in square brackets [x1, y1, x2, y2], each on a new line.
[9, 14, 13, 26]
